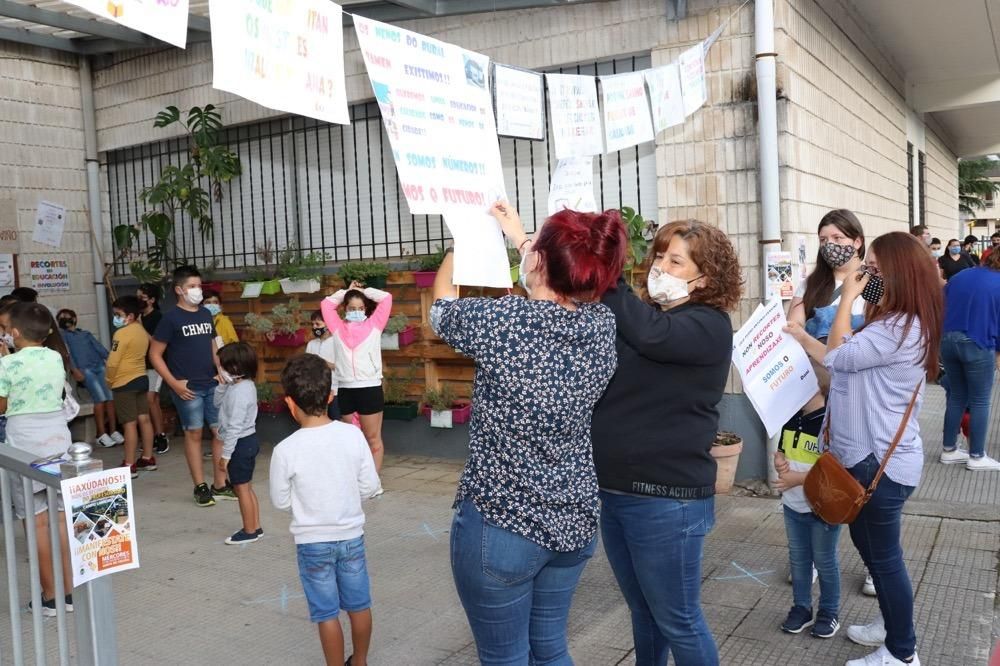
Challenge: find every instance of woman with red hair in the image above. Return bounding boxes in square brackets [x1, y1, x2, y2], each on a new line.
[786, 232, 943, 666]
[430, 202, 626, 665]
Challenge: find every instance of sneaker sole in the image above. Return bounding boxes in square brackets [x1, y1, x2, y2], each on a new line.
[225, 535, 261, 545]
[811, 625, 840, 639]
[861, 587, 877, 597]
[780, 619, 815, 634]
[195, 498, 216, 507]
[846, 631, 885, 647]
[966, 465, 1000, 471]
[939, 457, 969, 464]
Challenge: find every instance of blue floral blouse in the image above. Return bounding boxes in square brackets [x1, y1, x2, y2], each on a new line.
[430, 296, 618, 552]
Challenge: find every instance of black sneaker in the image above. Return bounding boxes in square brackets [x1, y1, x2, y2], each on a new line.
[193, 483, 215, 507]
[65, 595, 73, 612]
[811, 610, 840, 638]
[780, 605, 814, 634]
[211, 483, 238, 501]
[225, 529, 261, 545]
[256, 528, 264, 536]
[153, 434, 169, 455]
[29, 598, 57, 617]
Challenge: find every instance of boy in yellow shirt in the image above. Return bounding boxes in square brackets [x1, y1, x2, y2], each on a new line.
[203, 288, 239, 347]
[107, 296, 157, 477]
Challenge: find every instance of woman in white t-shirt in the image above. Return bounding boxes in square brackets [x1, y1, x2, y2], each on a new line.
[305, 310, 340, 420]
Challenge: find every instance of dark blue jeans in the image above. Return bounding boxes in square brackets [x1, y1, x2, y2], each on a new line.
[941, 331, 996, 457]
[847, 454, 916, 661]
[783, 506, 841, 615]
[599, 492, 718, 666]
[450, 498, 596, 665]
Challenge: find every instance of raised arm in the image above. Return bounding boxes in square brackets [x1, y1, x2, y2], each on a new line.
[320, 290, 349, 337]
[363, 288, 393, 332]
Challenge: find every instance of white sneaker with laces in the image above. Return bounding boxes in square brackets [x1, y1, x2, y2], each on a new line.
[109, 431, 125, 445]
[939, 447, 969, 464]
[845, 645, 920, 666]
[97, 434, 116, 448]
[847, 615, 886, 647]
[966, 455, 1000, 471]
[862, 573, 876, 596]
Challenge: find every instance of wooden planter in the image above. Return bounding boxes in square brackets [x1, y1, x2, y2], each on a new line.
[384, 402, 420, 421]
[267, 329, 307, 348]
[710, 433, 743, 494]
[412, 271, 437, 288]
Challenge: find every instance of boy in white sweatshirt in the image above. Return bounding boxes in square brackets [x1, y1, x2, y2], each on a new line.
[270, 354, 380, 666]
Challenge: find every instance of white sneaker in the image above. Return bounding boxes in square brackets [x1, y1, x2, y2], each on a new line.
[939, 447, 970, 464]
[785, 565, 818, 585]
[97, 434, 116, 448]
[845, 645, 919, 666]
[847, 615, 886, 647]
[862, 573, 876, 596]
[109, 431, 125, 445]
[966, 455, 1000, 471]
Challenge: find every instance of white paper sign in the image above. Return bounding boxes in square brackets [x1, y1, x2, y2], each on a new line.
[0, 254, 14, 289]
[548, 158, 598, 215]
[32, 201, 66, 249]
[62, 468, 139, 587]
[546, 74, 604, 160]
[64, 0, 190, 48]
[599, 72, 655, 153]
[732, 300, 819, 437]
[209, 0, 349, 126]
[30, 259, 70, 293]
[679, 42, 708, 116]
[354, 17, 510, 287]
[494, 65, 545, 140]
[645, 64, 686, 133]
[765, 251, 795, 301]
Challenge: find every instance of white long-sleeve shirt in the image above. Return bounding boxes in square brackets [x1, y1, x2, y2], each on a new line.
[269, 421, 380, 544]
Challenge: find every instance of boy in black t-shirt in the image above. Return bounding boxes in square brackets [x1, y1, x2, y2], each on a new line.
[150, 266, 234, 507]
[137, 283, 168, 454]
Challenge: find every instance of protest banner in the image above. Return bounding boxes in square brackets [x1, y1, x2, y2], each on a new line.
[61, 468, 139, 587]
[210, 0, 349, 125]
[645, 64, 686, 133]
[30, 259, 70, 293]
[64, 0, 190, 48]
[678, 42, 708, 116]
[32, 200, 66, 249]
[494, 65, 545, 140]
[732, 299, 819, 437]
[546, 73, 604, 159]
[547, 158, 597, 215]
[599, 72, 655, 153]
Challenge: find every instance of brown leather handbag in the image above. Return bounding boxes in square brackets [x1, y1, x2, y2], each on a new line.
[804, 381, 922, 525]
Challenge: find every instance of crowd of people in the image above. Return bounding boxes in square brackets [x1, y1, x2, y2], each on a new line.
[0, 203, 997, 665]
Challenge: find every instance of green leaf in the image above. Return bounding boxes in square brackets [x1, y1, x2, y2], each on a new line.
[112, 224, 136, 250]
[153, 106, 180, 128]
[143, 212, 173, 239]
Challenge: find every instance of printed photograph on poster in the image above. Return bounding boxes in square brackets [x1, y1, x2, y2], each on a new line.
[547, 158, 598, 215]
[599, 72, 655, 153]
[765, 251, 795, 301]
[61, 467, 139, 587]
[546, 73, 604, 159]
[33, 200, 66, 249]
[64, 0, 190, 48]
[210, 0, 349, 126]
[678, 41, 708, 116]
[732, 299, 819, 437]
[493, 65, 545, 140]
[30, 259, 70, 293]
[645, 64, 686, 133]
[797, 236, 809, 283]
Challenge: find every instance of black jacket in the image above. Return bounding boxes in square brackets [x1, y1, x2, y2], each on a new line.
[592, 279, 733, 498]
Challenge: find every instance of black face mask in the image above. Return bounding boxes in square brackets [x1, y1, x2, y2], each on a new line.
[312, 327, 326, 338]
[58, 318, 75, 330]
[861, 274, 884, 305]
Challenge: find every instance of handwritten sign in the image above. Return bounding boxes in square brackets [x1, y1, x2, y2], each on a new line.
[209, 0, 349, 125]
[732, 300, 819, 437]
[678, 42, 708, 117]
[645, 64, 685, 133]
[0, 200, 19, 255]
[494, 65, 545, 140]
[32, 200, 65, 249]
[30, 259, 70, 293]
[64, 0, 190, 48]
[546, 74, 603, 159]
[548, 158, 597, 215]
[600, 72, 654, 153]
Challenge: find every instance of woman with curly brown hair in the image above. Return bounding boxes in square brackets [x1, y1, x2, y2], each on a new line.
[592, 220, 742, 666]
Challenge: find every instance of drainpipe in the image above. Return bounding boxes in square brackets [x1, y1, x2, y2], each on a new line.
[78, 56, 112, 348]
[755, 0, 781, 486]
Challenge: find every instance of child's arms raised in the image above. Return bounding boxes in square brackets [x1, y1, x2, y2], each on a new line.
[363, 287, 393, 332]
[320, 290, 349, 337]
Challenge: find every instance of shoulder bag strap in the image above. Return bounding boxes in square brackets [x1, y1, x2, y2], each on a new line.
[827, 284, 844, 308]
[866, 380, 923, 496]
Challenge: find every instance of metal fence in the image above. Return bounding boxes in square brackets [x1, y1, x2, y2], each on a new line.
[106, 55, 657, 276]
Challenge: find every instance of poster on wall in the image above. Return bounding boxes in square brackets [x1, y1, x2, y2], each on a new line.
[766, 251, 795, 301]
[63, 0, 190, 48]
[32, 201, 65, 249]
[678, 41, 708, 116]
[797, 237, 809, 283]
[645, 64, 686, 133]
[0, 200, 20, 254]
[30, 259, 70, 293]
[732, 299, 819, 437]
[494, 65, 545, 140]
[547, 158, 598, 215]
[599, 72, 655, 153]
[61, 468, 139, 587]
[209, 0, 349, 126]
[546, 73, 604, 159]
[354, 16, 511, 287]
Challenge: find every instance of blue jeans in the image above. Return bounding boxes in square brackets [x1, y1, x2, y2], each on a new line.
[450, 498, 596, 666]
[783, 506, 841, 615]
[847, 454, 916, 661]
[941, 331, 996, 457]
[82, 366, 113, 403]
[296, 536, 371, 623]
[599, 492, 718, 666]
[170, 384, 220, 431]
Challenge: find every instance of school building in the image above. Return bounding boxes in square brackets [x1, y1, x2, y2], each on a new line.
[0, 0, 991, 481]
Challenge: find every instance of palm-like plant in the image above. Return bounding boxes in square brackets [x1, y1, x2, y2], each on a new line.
[959, 158, 1000, 216]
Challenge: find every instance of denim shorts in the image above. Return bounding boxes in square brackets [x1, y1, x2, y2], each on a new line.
[82, 367, 113, 403]
[296, 536, 371, 623]
[171, 384, 220, 431]
[226, 434, 259, 485]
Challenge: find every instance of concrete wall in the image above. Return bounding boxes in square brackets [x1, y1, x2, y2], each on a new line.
[0, 43, 101, 333]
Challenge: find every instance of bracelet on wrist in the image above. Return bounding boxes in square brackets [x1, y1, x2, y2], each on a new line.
[518, 238, 532, 253]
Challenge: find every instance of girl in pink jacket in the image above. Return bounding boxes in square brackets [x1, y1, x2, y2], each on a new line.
[321, 281, 392, 471]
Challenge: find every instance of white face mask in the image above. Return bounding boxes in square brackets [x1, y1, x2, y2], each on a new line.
[647, 267, 700, 305]
[184, 287, 204, 306]
[519, 251, 534, 295]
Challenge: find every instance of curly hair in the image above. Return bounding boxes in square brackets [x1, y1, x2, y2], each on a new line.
[641, 220, 743, 312]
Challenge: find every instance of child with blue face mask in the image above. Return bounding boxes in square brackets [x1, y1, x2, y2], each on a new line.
[203, 288, 239, 348]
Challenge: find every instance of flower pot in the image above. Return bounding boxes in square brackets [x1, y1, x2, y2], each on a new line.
[202, 281, 224, 294]
[267, 329, 307, 348]
[258, 398, 288, 414]
[510, 265, 519, 283]
[430, 409, 453, 428]
[412, 271, 437, 288]
[255, 410, 297, 445]
[710, 436, 743, 495]
[421, 401, 471, 425]
[279, 278, 321, 294]
[384, 402, 419, 421]
[381, 332, 400, 350]
[382, 326, 417, 350]
[261, 279, 282, 295]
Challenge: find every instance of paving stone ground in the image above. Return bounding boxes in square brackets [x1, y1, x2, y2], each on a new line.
[0, 382, 997, 664]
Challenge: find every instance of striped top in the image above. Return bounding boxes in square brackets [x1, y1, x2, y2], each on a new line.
[823, 316, 926, 488]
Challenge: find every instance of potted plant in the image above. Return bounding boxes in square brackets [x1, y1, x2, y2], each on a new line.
[242, 241, 282, 296]
[508, 247, 521, 284]
[255, 382, 297, 445]
[244, 298, 305, 347]
[278, 244, 328, 294]
[711, 431, 744, 494]
[382, 362, 420, 421]
[424, 384, 458, 428]
[380, 313, 416, 350]
[411, 246, 447, 288]
[620, 206, 658, 288]
[338, 260, 390, 289]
